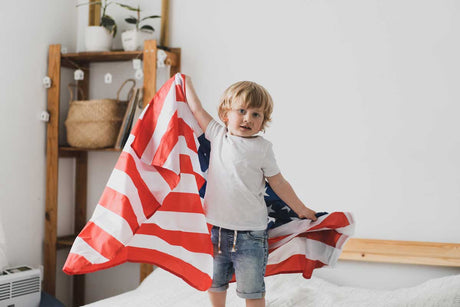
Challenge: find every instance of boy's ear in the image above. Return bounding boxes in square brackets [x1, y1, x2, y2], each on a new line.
[219, 112, 228, 123]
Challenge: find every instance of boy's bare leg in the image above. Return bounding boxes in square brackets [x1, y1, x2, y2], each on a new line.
[246, 298, 265, 307]
[208, 291, 227, 307]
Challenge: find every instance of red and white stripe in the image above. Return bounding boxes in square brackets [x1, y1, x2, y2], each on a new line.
[63, 74, 213, 291]
[266, 212, 354, 278]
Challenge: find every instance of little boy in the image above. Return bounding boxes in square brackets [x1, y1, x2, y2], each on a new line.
[185, 76, 317, 307]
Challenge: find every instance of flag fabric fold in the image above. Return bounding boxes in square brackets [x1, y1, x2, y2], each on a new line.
[63, 74, 213, 290]
[63, 73, 355, 291]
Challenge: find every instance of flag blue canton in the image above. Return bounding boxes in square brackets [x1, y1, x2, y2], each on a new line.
[197, 134, 210, 198]
[265, 184, 300, 229]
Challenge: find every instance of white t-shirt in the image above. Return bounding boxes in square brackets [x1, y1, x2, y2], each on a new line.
[204, 119, 280, 230]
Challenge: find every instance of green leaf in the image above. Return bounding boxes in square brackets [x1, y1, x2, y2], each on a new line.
[140, 25, 155, 32]
[76, 1, 102, 7]
[140, 15, 161, 22]
[100, 14, 117, 36]
[116, 3, 139, 12]
[101, 15, 115, 26]
[125, 17, 138, 24]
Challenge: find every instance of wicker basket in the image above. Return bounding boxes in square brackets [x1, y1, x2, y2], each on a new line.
[65, 79, 136, 148]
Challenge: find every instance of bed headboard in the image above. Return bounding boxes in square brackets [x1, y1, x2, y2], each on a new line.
[340, 238, 460, 267]
[140, 238, 460, 282]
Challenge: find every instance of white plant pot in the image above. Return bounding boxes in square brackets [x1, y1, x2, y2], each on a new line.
[85, 26, 113, 52]
[121, 30, 154, 51]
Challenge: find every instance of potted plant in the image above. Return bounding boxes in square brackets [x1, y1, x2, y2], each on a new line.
[78, 0, 120, 51]
[119, 4, 161, 51]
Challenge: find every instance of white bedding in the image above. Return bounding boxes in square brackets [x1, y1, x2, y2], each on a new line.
[85, 268, 460, 307]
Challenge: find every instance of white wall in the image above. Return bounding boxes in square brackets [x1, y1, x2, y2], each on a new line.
[168, 0, 460, 288]
[168, 0, 460, 242]
[1, 0, 458, 305]
[73, 0, 460, 304]
[0, 0, 77, 306]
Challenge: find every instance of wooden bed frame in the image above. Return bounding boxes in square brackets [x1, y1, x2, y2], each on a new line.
[140, 238, 460, 281]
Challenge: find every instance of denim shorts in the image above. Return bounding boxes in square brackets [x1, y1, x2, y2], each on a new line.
[209, 226, 268, 299]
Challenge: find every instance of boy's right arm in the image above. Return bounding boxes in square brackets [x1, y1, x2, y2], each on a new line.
[185, 76, 213, 132]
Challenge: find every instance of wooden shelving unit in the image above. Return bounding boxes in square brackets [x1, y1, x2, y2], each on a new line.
[44, 40, 181, 306]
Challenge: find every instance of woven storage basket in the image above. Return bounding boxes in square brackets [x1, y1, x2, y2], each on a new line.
[65, 79, 136, 148]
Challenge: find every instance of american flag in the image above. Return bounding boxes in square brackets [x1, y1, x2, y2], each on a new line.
[63, 73, 354, 290]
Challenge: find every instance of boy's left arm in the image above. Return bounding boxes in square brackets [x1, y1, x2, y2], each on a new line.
[266, 173, 317, 221]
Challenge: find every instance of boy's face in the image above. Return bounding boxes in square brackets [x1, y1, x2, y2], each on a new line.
[223, 101, 265, 138]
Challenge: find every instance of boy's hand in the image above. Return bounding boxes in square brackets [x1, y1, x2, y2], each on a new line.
[184, 74, 192, 89]
[295, 207, 317, 221]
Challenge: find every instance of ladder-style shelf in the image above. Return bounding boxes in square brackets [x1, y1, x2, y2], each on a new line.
[44, 40, 181, 306]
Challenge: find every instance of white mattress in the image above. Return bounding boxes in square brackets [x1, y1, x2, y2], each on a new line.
[85, 268, 460, 307]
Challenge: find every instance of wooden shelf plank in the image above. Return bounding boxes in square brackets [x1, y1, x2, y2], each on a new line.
[60, 44, 178, 68]
[62, 50, 143, 66]
[340, 238, 460, 267]
[56, 235, 77, 249]
[43, 44, 61, 296]
[143, 41, 157, 107]
[59, 146, 122, 153]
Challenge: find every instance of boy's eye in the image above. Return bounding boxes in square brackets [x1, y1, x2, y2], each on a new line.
[253, 113, 261, 118]
[238, 109, 246, 114]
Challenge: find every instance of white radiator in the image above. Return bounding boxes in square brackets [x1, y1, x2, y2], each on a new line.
[0, 266, 41, 307]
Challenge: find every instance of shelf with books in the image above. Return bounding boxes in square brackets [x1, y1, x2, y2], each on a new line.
[114, 87, 143, 150]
